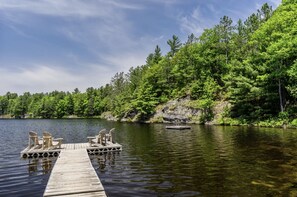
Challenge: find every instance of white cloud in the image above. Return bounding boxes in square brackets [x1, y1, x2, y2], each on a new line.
[0, 54, 147, 95]
[0, 0, 142, 19]
[178, 0, 282, 37]
[57, 16, 161, 71]
[0, 65, 103, 95]
[178, 6, 215, 35]
[138, 0, 182, 6]
[0, 65, 87, 94]
[268, 0, 282, 8]
[99, 52, 147, 72]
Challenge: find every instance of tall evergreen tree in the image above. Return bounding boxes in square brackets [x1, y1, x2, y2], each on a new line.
[167, 35, 182, 57]
[219, 16, 234, 64]
[154, 45, 162, 63]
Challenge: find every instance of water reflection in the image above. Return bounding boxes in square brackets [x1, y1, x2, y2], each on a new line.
[27, 158, 55, 174]
[90, 152, 119, 172]
[28, 159, 38, 173]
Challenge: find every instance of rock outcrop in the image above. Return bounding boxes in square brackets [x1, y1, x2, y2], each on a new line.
[101, 98, 231, 125]
[149, 98, 203, 124]
[100, 112, 119, 122]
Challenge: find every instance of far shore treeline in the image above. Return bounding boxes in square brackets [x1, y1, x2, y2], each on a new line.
[1, 0, 297, 127]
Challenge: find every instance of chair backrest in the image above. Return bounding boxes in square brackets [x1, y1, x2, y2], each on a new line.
[43, 131, 53, 147]
[43, 131, 52, 137]
[109, 128, 115, 143]
[99, 129, 107, 134]
[29, 131, 37, 137]
[98, 129, 107, 145]
[99, 129, 106, 137]
[29, 131, 39, 146]
[109, 128, 115, 134]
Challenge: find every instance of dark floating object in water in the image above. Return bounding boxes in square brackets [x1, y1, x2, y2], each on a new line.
[165, 125, 191, 130]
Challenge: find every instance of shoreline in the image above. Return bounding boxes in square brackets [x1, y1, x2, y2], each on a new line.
[0, 116, 295, 130]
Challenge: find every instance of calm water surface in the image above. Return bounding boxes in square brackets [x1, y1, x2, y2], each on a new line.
[0, 119, 297, 196]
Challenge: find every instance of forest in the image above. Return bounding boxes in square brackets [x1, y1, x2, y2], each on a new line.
[0, 0, 297, 127]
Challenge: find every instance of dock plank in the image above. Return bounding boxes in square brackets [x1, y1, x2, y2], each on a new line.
[43, 149, 106, 197]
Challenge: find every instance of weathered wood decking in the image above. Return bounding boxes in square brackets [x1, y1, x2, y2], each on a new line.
[43, 148, 106, 197]
[21, 142, 122, 158]
[21, 142, 122, 196]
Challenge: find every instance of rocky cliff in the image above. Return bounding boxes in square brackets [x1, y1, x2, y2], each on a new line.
[101, 98, 230, 125]
[148, 98, 202, 123]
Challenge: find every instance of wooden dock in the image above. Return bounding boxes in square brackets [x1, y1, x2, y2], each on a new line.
[20, 142, 122, 196]
[43, 148, 106, 197]
[21, 142, 122, 158]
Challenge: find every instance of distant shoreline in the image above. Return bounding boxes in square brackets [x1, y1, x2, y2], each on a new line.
[0, 115, 294, 130]
[0, 115, 100, 120]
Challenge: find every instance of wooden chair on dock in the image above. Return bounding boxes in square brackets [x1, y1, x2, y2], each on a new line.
[28, 131, 42, 149]
[106, 128, 115, 144]
[89, 129, 107, 146]
[42, 131, 63, 150]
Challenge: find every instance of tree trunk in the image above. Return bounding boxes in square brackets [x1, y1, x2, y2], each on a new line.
[278, 79, 284, 112]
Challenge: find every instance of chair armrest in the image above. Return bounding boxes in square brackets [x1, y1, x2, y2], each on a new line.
[87, 136, 96, 144]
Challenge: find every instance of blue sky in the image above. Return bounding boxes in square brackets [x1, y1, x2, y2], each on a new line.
[0, 0, 281, 95]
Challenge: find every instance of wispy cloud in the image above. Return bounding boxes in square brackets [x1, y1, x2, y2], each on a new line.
[138, 0, 183, 6]
[178, 0, 282, 37]
[0, 63, 130, 94]
[178, 5, 217, 35]
[0, 0, 142, 18]
[268, 0, 282, 8]
[99, 51, 147, 71]
[0, 65, 82, 94]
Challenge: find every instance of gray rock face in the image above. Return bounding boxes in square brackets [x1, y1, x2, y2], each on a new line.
[149, 98, 203, 124]
[100, 112, 119, 122]
[101, 98, 230, 125]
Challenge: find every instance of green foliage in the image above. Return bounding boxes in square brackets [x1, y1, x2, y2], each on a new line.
[256, 118, 286, 128]
[290, 118, 297, 127]
[219, 117, 243, 126]
[287, 60, 297, 97]
[56, 100, 67, 118]
[0, 96, 9, 115]
[167, 35, 182, 57]
[185, 99, 214, 123]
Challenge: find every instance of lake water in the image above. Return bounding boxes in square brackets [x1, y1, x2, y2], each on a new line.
[0, 119, 297, 196]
